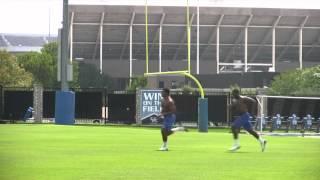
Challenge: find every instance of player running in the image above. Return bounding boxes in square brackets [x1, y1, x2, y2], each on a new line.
[229, 89, 267, 152]
[159, 88, 188, 151]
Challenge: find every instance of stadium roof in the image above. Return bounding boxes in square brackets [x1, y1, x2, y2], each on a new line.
[69, 0, 320, 10]
[69, 2, 320, 72]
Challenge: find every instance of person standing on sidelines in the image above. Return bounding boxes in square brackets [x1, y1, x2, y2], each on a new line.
[229, 89, 267, 152]
[159, 88, 187, 151]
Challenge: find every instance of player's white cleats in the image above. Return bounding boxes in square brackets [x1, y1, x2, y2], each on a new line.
[171, 127, 188, 132]
[159, 146, 168, 151]
[229, 145, 240, 152]
[260, 140, 267, 152]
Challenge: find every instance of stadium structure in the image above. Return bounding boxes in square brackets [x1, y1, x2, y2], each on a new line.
[2, 0, 320, 89]
[66, 0, 320, 89]
[0, 34, 56, 54]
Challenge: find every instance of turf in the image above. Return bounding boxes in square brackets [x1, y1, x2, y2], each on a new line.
[0, 124, 319, 180]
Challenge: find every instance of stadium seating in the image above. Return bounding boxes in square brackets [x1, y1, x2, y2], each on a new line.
[5, 35, 45, 46]
[0, 37, 7, 46]
[0, 34, 57, 53]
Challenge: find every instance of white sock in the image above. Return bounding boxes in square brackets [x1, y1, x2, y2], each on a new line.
[171, 127, 184, 132]
[258, 137, 264, 143]
[234, 139, 239, 146]
[163, 142, 167, 148]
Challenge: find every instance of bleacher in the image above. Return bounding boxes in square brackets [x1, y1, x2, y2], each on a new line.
[5, 35, 45, 46]
[0, 34, 57, 53]
[0, 37, 7, 46]
[47, 36, 57, 43]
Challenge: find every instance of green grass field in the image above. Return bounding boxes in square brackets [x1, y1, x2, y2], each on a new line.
[0, 124, 319, 180]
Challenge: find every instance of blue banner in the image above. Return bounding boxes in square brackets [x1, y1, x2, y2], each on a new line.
[140, 89, 162, 123]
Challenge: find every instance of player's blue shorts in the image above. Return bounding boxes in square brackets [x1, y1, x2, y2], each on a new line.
[162, 113, 176, 130]
[232, 112, 253, 131]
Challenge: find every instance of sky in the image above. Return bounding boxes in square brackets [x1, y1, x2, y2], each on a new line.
[0, 0, 62, 36]
[0, 0, 319, 36]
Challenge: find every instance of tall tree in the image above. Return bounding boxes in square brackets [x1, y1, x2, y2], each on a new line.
[78, 62, 113, 88]
[17, 42, 79, 88]
[126, 76, 147, 92]
[269, 66, 320, 96]
[0, 50, 33, 87]
[18, 52, 55, 87]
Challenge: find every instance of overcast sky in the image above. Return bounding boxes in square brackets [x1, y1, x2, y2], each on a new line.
[0, 0, 319, 36]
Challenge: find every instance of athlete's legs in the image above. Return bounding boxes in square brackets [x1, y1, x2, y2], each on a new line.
[161, 128, 173, 142]
[243, 120, 259, 140]
[160, 114, 175, 151]
[229, 116, 242, 151]
[231, 125, 240, 139]
[243, 118, 267, 152]
[246, 129, 259, 139]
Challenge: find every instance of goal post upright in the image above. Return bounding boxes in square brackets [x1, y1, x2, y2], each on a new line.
[256, 95, 268, 133]
[144, 0, 208, 132]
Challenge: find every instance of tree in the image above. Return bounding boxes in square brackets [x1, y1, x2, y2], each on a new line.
[17, 42, 79, 88]
[181, 84, 196, 95]
[230, 84, 240, 93]
[78, 62, 113, 88]
[126, 76, 147, 92]
[269, 66, 320, 96]
[41, 42, 58, 59]
[0, 50, 33, 87]
[18, 52, 55, 87]
[43, 42, 79, 87]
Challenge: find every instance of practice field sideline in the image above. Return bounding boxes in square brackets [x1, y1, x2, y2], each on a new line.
[0, 125, 319, 180]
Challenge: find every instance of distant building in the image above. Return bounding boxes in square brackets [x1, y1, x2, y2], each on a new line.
[0, 34, 57, 54]
[67, 2, 320, 89]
